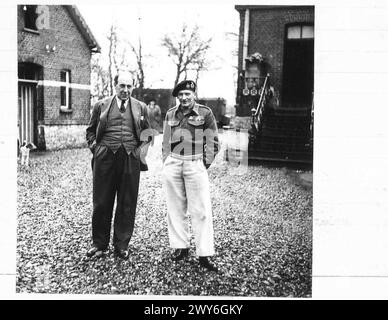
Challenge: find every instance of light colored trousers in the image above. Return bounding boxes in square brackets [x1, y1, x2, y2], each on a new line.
[162, 154, 215, 257]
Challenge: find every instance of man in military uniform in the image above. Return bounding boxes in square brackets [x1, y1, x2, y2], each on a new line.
[86, 72, 152, 260]
[162, 80, 219, 272]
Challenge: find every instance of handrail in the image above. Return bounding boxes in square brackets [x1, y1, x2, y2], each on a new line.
[309, 91, 314, 147]
[254, 73, 270, 118]
[251, 73, 270, 132]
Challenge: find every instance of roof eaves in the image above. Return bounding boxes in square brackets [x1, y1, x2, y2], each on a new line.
[235, 5, 314, 11]
[64, 5, 101, 53]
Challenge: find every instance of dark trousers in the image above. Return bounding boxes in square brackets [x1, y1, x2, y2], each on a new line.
[92, 145, 140, 250]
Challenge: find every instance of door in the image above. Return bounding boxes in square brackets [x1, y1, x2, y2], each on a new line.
[18, 82, 36, 145]
[282, 24, 314, 108]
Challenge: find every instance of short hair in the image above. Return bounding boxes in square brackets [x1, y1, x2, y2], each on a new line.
[114, 72, 135, 86]
[146, 96, 156, 104]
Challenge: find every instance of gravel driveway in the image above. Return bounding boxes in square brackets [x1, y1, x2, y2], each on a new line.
[17, 134, 312, 297]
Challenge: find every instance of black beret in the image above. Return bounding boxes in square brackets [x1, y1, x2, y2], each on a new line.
[172, 80, 196, 97]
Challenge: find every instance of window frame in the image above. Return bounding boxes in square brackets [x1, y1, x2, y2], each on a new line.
[286, 22, 314, 40]
[60, 70, 71, 110]
[22, 5, 39, 32]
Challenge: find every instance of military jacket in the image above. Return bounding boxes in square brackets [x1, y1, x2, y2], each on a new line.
[162, 103, 219, 167]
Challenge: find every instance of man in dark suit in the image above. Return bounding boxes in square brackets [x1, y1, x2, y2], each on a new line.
[86, 72, 153, 260]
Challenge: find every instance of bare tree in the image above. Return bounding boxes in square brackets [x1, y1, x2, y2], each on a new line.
[225, 31, 239, 61]
[91, 54, 110, 101]
[107, 25, 118, 94]
[91, 21, 152, 101]
[91, 24, 134, 100]
[161, 23, 212, 87]
[126, 38, 145, 89]
[225, 31, 239, 95]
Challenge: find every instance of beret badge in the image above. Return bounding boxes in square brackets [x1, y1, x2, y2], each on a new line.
[172, 80, 197, 97]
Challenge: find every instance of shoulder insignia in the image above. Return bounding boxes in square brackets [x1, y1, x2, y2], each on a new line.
[198, 104, 211, 111]
[167, 106, 178, 113]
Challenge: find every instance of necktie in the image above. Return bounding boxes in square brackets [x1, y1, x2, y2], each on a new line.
[119, 100, 126, 113]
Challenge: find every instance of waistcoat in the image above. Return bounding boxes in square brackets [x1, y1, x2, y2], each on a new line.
[100, 98, 138, 154]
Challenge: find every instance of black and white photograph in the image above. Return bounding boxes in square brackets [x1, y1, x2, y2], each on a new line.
[2, 0, 387, 302]
[15, 2, 313, 297]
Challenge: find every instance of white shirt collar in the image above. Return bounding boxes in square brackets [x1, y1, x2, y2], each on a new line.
[116, 96, 129, 110]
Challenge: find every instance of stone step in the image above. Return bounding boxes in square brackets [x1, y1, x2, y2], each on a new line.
[247, 149, 313, 163]
[253, 143, 311, 153]
[258, 138, 310, 147]
[264, 116, 311, 126]
[260, 131, 310, 141]
[261, 125, 310, 134]
[264, 111, 310, 118]
[244, 104, 313, 163]
[274, 105, 311, 113]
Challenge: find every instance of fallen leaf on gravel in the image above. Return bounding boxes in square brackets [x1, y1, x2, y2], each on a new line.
[17, 135, 312, 297]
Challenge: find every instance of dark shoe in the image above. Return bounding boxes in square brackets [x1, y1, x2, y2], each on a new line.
[114, 248, 129, 260]
[86, 246, 107, 258]
[171, 248, 189, 261]
[199, 256, 218, 272]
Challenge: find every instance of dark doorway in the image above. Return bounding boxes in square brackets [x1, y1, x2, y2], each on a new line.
[18, 82, 37, 145]
[282, 24, 314, 109]
[18, 62, 42, 146]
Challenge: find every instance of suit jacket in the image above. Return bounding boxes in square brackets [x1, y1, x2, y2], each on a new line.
[86, 95, 153, 171]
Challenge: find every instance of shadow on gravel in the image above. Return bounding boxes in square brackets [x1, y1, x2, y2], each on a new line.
[18, 145, 313, 296]
[248, 159, 313, 190]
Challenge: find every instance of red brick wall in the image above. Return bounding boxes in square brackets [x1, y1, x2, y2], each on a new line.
[18, 5, 92, 126]
[236, 6, 314, 109]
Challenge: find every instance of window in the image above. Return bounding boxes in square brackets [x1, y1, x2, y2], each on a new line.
[23, 5, 38, 31]
[287, 25, 301, 39]
[302, 25, 314, 39]
[60, 70, 71, 110]
[18, 63, 39, 81]
[287, 24, 314, 39]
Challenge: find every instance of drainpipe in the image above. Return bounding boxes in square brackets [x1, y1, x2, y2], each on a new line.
[242, 9, 250, 71]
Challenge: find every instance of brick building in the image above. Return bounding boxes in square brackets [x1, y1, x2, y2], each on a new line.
[235, 5, 314, 115]
[17, 5, 100, 150]
[234, 5, 314, 163]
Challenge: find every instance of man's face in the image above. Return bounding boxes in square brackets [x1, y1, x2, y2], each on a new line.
[115, 74, 134, 100]
[177, 90, 195, 108]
